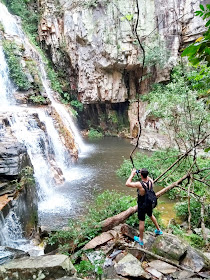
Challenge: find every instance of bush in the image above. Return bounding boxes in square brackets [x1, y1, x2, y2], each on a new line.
[175, 199, 210, 228]
[117, 149, 210, 199]
[70, 100, 83, 112]
[3, 40, 31, 90]
[88, 129, 103, 139]
[28, 95, 47, 105]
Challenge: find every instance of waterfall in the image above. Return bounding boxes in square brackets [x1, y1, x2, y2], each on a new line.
[0, 46, 16, 107]
[0, 2, 89, 249]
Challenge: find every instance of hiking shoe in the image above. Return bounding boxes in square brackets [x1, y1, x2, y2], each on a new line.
[134, 236, 144, 246]
[154, 229, 163, 235]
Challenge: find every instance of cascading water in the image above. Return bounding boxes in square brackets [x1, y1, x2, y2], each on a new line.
[0, 2, 89, 251]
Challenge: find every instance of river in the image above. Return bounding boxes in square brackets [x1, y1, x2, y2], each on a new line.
[38, 136, 176, 230]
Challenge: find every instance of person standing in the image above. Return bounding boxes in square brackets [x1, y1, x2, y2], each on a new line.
[126, 168, 163, 246]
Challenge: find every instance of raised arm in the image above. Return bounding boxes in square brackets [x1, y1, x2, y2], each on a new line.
[126, 169, 141, 189]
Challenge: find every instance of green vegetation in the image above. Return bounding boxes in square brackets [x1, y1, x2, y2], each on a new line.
[12, 166, 35, 190]
[70, 100, 84, 112]
[175, 199, 210, 228]
[141, 65, 209, 147]
[3, 0, 39, 42]
[28, 95, 47, 105]
[47, 190, 162, 254]
[25, 60, 43, 93]
[117, 149, 209, 199]
[169, 225, 207, 249]
[182, 4, 210, 66]
[2, 40, 31, 90]
[88, 128, 104, 139]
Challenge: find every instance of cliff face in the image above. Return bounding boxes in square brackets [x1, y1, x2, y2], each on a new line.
[38, 0, 207, 149]
[38, 0, 206, 103]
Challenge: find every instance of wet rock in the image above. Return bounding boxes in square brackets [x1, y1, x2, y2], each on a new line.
[151, 233, 188, 261]
[114, 253, 150, 278]
[181, 247, 210, 272]
[0, 254, 76, 280]
[148, 260, 177, 274]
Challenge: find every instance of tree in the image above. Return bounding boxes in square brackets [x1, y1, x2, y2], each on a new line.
[181, 4, 210, 66]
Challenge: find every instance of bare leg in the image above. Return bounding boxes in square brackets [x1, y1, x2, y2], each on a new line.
[150, 215, 160, 230]
[139, 220, 145, 241]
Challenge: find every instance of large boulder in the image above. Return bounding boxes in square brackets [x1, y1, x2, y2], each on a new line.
[151, 233, 188, 261]
[181, 247, 210, 272]
[114, 253, 150, 278]
[0, 254, 76, 280]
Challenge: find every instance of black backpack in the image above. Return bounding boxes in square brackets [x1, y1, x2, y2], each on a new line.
[141, 180, 157, 209]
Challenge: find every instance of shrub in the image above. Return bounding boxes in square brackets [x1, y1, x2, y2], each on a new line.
[3, 40, 31, 90]
[175, 199, 210, 228]
[70, 100, 83, 112]
[88, 129, 103, 139]
[28, 95, 47, 105]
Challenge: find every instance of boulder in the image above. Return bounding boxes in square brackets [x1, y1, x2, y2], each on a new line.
[148, 260, 177, 274]
[0, 254, 76, 280]
[151, 233, 188, 261]
[114, 253, 150, 278]
[181, 247, 210, 272]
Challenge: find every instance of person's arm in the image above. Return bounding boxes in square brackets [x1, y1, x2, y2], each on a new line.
[126, 169, 141, 189]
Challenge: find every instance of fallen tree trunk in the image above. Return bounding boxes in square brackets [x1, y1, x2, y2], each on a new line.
[100, 173, 190, 232]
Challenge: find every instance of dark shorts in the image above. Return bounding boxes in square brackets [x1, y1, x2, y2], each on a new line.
[138, 205, 153, 221]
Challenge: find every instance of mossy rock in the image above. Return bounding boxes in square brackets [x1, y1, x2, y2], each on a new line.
[151, 233, 188, 261]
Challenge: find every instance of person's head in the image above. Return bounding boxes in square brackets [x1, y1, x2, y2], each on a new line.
[140, 168, 149, 179]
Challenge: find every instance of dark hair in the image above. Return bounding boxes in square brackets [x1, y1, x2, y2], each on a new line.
[140, 168, 149, 178]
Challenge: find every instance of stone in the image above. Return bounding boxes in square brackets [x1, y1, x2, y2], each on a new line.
[181, 247, 210, 272]
[56, 278, 83, 280]
[151, 233, 188, 261]
[172, 270, 195, 279]
[114, 253, 150, 278]
[148, 260, 177, 274]
[83, 231, 114, 250]
[145, 267, 163, 278]
[0, 254, 76, 280]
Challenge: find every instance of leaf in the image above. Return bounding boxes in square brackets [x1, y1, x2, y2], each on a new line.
[200, 4, 204, 11]
[206, 19, 210, 27]
[195, 36, 204, 42]
[204, 147, 210, 153]
[206, 4, 210, 10]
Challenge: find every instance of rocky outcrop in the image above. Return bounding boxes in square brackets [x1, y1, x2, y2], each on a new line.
[0, 254, 76, 280]
[0, 115, 30, 178]
[39, 0, 206, 104]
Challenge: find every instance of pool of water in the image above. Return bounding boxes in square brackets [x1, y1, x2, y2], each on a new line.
[38, 137, 177, 229]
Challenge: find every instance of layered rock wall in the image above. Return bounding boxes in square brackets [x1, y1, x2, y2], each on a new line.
[39, 0, 207, 103]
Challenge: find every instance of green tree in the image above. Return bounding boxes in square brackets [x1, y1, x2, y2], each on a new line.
[182, 4, 210, 66]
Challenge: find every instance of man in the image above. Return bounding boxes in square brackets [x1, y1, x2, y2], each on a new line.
[126, 168, 162, 246]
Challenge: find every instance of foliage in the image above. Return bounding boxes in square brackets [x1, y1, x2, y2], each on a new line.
[117, 149, 210, 199]
[70, 100, 84, 112]
[2, 40, 31, 90]
[175, 199, 210, 228]
[11, 166, 35, 190]
[169, 225, 206, 249]
[141, 65, 209, 147]
[25, 60, 43, 93]
[182, 4, 210, 66]
[3, 0, 39, 41]
[88, 128, 104, 139]
[75, 260, 95, 277]
[143, 35, 170, 68]
[28, 95, 47, 105]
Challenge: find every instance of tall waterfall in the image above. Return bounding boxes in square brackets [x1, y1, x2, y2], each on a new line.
[0, 2, 88, 248]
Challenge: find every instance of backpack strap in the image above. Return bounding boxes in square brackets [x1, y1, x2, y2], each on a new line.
[141, 180, 152, 191]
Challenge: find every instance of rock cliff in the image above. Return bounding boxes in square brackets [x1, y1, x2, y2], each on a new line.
[39, 0, 207, 103]
[38, 0, 207, 149]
